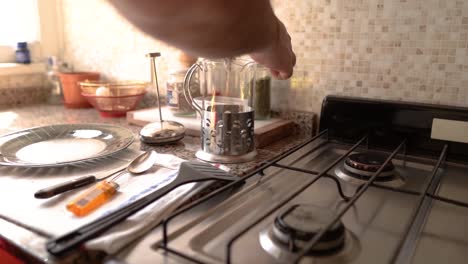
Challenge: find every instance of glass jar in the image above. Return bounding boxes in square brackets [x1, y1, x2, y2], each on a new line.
[253, 65, 271, 120]
[15, 42, 31, 64]
[166, 68, 199, 117]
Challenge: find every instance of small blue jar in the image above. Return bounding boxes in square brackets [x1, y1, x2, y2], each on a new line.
[15, 42, 31, 64]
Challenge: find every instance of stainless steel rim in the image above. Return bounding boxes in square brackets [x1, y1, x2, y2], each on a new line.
[334, 165, 406, 188]
[195, 149, 257, 164]
[139, 121, 185, 145]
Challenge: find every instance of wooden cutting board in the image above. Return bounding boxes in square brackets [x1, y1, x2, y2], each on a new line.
[127, 107, 294, 148]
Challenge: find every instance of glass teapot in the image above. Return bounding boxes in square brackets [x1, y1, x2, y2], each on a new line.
[183, 58, 258, 163]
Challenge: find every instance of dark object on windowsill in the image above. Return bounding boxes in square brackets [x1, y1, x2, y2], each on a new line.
[15, 42, 31, 64]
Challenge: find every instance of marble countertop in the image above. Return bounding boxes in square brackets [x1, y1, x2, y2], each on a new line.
[0, 104, 314, 175]
[0, 104, 314, 263]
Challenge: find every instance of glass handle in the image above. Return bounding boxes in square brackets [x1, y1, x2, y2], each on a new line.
[183, 63, 203, 116]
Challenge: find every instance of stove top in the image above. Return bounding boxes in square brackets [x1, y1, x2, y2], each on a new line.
[123, 96, 468, 264]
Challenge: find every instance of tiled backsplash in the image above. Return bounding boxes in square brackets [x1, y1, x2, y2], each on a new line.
[60, 0, 468, 114]
[272, 0, 468, 113]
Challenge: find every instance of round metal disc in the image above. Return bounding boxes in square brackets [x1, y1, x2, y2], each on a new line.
[272, 204, 346, 255]
[195, 150, 257, 164]
[273, 205, 344, 243]
[139, 120, 185, 144]
[345, 152, 394, 172]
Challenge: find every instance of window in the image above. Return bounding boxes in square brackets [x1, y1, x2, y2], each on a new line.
[0, 1, 39, 62]
[0, 0, 61, 65]
[0, 1, 39, 44]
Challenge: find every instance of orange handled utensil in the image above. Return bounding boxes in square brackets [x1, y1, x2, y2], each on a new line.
[65, 150, 157, 217]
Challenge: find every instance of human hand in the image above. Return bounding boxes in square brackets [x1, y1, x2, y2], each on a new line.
[250, 19, 296, 80]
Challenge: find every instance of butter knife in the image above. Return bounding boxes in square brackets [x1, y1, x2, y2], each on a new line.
[34, 165, 127, 199]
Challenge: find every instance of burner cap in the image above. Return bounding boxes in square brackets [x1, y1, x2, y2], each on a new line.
[272, 205, 345, 255]
[345, 152, 394, 172]
[342, 152, 395, 178]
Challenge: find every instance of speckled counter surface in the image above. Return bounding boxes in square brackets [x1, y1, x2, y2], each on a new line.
[0, 103, 315, 263]
[0, 104, 315, 176]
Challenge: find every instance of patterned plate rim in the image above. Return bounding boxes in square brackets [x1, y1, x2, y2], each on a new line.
[0, 123, 135, 167]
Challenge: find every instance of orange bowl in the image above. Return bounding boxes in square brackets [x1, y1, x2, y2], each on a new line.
[80, 81, 149, 118]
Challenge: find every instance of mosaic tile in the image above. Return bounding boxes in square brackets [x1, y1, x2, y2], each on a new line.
[59, 0, 468, 117]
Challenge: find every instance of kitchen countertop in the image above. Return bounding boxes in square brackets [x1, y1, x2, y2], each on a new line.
[0, 103, 314, 263]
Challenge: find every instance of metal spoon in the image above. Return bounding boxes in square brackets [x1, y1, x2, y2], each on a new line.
[128, 150, 157, 173]
[110, 150, 157, 181]
[47, 160, 238, 256]
[34, 150, 157, 199]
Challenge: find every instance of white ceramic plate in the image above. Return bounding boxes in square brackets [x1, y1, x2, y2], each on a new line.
[0, 124, 134, 167]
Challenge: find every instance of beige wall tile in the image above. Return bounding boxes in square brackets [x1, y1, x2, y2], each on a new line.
[60, 0, 468, 115]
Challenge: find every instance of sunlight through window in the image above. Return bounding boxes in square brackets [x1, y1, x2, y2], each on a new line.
[0, 1, 39, 45]
[0, 111, 18, 129]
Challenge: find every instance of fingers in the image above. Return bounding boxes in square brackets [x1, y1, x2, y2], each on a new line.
[270, 70, 280, 79]
[250, 19, 296, 80]
[274, 48, 295, 80]
[279, 49, 296, 79]
[273, 67, 293, 80]
[276, 20, 295, 79]
[292, 51, 296, 67]
[279, 71, 292, 80]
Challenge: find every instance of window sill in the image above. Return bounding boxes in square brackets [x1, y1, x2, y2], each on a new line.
[0, 63, 46, 76]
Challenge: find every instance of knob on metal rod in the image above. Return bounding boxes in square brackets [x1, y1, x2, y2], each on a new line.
[139, 52, 185, 145]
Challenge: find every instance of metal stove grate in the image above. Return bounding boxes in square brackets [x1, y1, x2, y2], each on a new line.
[158, 130, 468, 264]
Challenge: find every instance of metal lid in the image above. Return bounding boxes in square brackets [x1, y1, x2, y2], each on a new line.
[139, 121, 185, 145]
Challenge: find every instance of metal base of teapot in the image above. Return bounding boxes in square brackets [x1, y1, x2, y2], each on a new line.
[139, 121, 185, 145]
[196, 149, 257, 164]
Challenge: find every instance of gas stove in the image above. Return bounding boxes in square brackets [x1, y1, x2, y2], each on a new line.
[126, 96, 468, 264]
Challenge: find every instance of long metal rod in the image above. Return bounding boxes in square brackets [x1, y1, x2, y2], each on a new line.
[273, 162, 422, 198]
[226, 135, 368, 264]
[272, 163, 352, 201]
[429, 194, 468, 207]
[292, 139, 406, 263]
[160, 130, 329, 247]
[391, 144, 447, 264]
[161, 245, 206, 264]
[150, 55, 163, 122]
[370, 184, 420, 196]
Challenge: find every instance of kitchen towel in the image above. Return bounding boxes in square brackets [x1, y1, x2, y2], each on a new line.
[85, 153, 207, 254]
[0, 144, 215, 254]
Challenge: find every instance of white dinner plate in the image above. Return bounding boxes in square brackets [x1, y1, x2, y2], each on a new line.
[0, 123, 134, 167]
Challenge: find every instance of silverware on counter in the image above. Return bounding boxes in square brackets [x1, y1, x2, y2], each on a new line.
[46, 160, 237, 257]
[34, 166, 127, 199]
[66, 150, 158, 216]
[34, 151, 158, 199]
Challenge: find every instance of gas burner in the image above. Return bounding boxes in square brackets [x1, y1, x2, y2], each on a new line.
[345, 152, 395, 178]
[260, 204, 360, 262]
[335, 151, 405, 187]
[273, 204, 345, 254]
